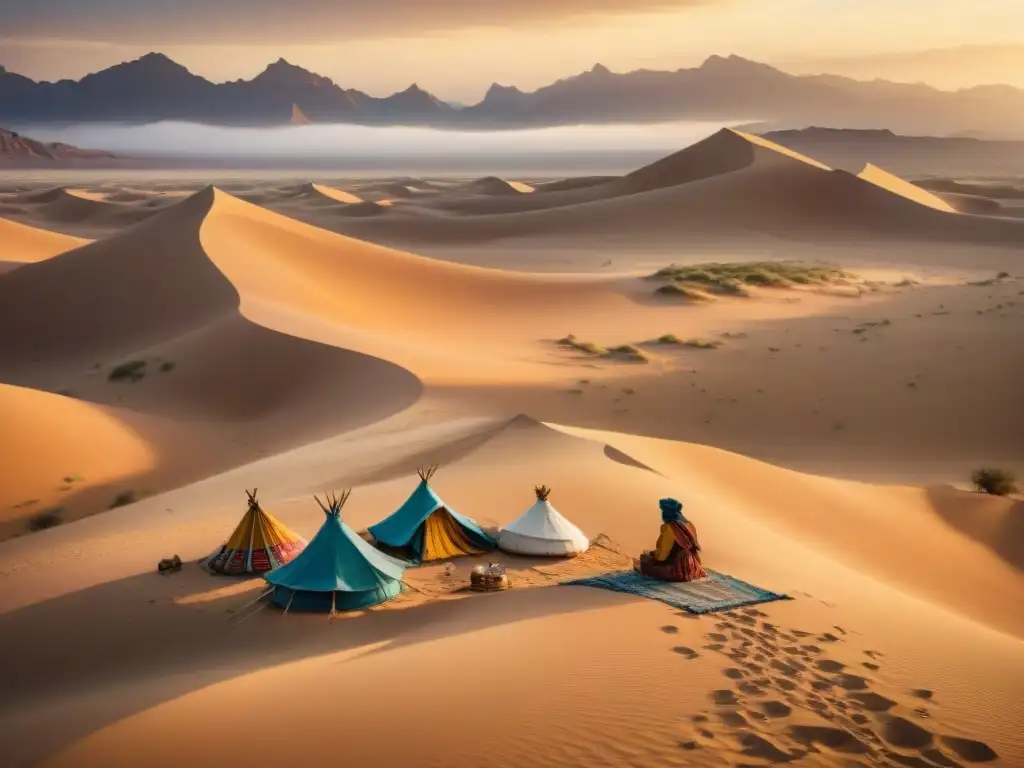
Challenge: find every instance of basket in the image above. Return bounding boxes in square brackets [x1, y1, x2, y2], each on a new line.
[470, 563, 510, 592]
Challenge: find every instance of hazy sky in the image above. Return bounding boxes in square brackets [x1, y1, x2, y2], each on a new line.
[2, 0, 1022, 99]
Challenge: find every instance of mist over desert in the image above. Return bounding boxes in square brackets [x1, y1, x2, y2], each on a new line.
[2, 59, 1023, 768]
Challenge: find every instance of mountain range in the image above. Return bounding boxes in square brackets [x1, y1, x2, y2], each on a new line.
[2, 53, 1023, 138]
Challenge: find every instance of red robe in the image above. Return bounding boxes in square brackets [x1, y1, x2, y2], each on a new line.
[638, 520, 706, 582]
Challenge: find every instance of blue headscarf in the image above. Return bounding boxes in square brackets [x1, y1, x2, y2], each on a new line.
[659, 497, 687, 524]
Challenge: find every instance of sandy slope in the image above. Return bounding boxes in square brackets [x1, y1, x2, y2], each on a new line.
[0, 414, 1021, 767]
[857, 164, 958, 213]
[320, 129, 1024, 248]
[1, 133, 1022, 768]
[0, 216, 88, 273]
[2, 186, 159, 235]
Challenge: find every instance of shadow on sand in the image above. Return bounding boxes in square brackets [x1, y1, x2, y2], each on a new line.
[0, 560, 639, 766]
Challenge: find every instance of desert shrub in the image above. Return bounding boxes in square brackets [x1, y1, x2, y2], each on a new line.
[110, 490, 137, 508]
[606, 344, 648, 362]
[556, 334, 605, 355]
[27, 508, 64, 531]
[970, 468, 1018, 496]
[996, 271, 1009, 280]
[650, 261, 852, 293]
[654, 283, 710, 300]
[683, 338, 722, 349]
[109, 360, 147, 382]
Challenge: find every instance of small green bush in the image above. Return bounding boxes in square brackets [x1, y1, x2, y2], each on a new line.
[109, 360, 147, 382]
[110, 490, 137, 508]
[28, 508, 64, 531]
[970, 468, 1018, 496]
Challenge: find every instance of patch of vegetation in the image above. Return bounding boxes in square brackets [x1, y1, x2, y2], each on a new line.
[970, 468, 1018, 497]
[650, 261, 853, 299]
[556, 334, 605, 355]
[654, 283, 713, 300]
[27, 507, 64, 531]
[108, 359, 147, 382]
[852, 319, 892, 335]
[895, 277, 919, 287]
[606, 344, 649, 363]
[159, 361, 176, 373]
[110, 490, 137, 509]
[658, 334, 723, 350]
[996, 271, 1010, 280]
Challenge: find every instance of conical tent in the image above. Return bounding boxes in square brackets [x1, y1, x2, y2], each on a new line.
[264, 490, 407, 613]
[368, 465, 496, 563]
[207, 489, 307, 575]
[498, 485, 590, 556]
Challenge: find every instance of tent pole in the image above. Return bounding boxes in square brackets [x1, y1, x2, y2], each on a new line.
[329, 591, 337, 623]
[231, 599, 271, 626]
[234, 586, 274, 615]
[282, 590, 296, 616]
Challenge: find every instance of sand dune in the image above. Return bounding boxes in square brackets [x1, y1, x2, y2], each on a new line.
[462, 176, 535, 195]
[329, 128, 1024, 248]
[286, 182, 363, 205]
[5, 185, 159, 233]
[0, 216, 88, 271]
[1, 132, 1022, 768]
[857, 163, 958, 213]
[1, 414, 1021, 767]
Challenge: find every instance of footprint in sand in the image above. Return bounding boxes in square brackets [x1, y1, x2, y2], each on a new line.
[738, 733, 805, 763]
[833, 673, 870, 691]
[811, 679, 834, 692]
[677, 740, 699, 751]
[864, 649, 884, 659]
[691, 714, 709, 724]
[817, 632, 841, 643]
[911, 688, 933, 700]
[757, 700, 792, 719]
[800, 644, 821, 655]
[716, 621, 735, 630]
[846, 691, 897, 712]
[707, 632, 729, 642]
[661, 625, 680, 634]
[879, 714, 934, 750]
[743, 608, 769, 618]
[718, 711, 750, 728]
[790, 629, 813, 638]
[711, 689, 739, 706]
[738, 681, 767, 697]
[723, 668, 746, 680]
[789, 725, 870, 755]
[704, 643, 725, 652]
[773, 677, 798, 692]
[862, 662, 880, 671]
[939, 735, 998, 763]
[673, 646, 699, 659]
[770, 659, 803, 677]
[816, 659, 846, 673]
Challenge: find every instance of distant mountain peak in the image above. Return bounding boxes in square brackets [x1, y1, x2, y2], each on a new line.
[254, 57, 334, 88]
[589, 63, 612, 76]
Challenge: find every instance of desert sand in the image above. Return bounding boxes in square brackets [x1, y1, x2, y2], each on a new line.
[0, 128, 1021, 768]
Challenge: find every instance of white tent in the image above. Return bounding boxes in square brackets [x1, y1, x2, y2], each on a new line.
[498, 485, 590, 556]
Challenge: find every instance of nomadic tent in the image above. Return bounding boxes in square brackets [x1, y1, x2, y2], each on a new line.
[264, 490, 407, 613]
[207, 489, 307, 575]
[498, 485, 590, 556]
[368, 465, 496, 563]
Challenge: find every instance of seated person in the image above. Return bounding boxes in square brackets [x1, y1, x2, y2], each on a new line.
[635, 498, 706, 582]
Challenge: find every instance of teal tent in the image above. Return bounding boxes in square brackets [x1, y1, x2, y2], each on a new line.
[368, 465, 496, 564]
[265, 490, 407, 613]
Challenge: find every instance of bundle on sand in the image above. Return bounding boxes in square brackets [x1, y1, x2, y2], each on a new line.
[158, 555, 182, 574]
[470, 562, 510, 592]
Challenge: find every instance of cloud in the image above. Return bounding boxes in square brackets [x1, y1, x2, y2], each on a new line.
[0, 0, 719, 44]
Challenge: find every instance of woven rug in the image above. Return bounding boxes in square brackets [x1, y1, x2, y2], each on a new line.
[564, 569, 790, 614]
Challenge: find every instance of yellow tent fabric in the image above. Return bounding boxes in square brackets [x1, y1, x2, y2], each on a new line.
[421, 509, 488, 562]
[207, 490, 307, 575]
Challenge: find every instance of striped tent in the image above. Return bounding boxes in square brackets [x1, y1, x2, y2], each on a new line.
[368, 465, 496, 564]
[206, 489, 307, 575]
